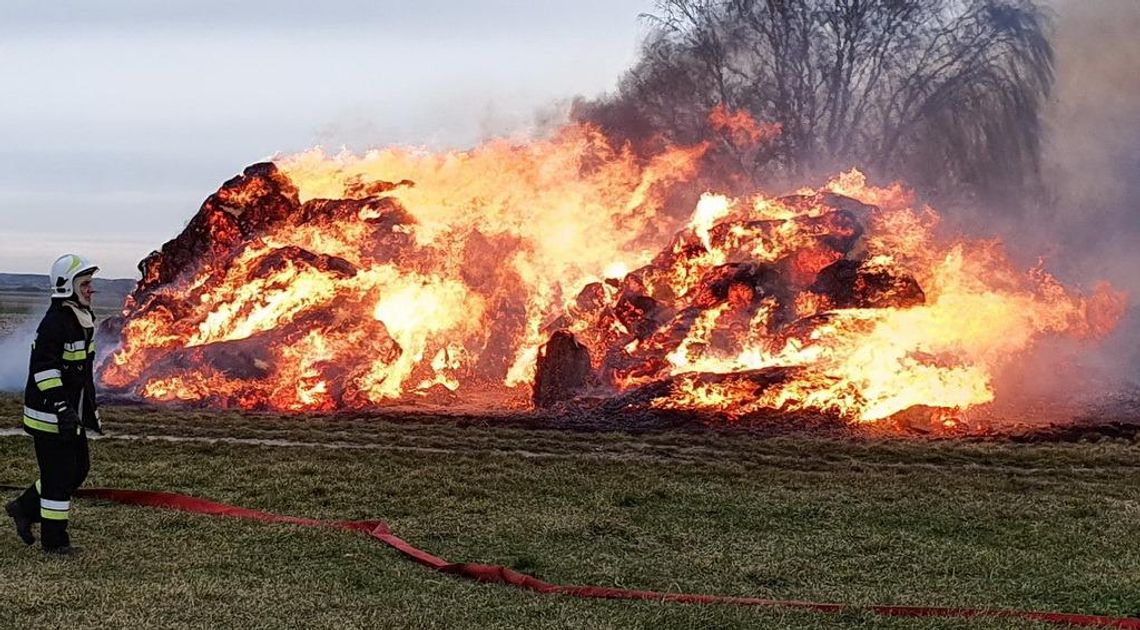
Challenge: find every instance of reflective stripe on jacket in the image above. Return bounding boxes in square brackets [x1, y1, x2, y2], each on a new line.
[23, 299, 98, 437]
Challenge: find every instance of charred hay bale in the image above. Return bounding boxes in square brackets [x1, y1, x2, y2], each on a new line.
[613, 291, 667, 340]
[132, 310, 400, 407]
[776, 192, 875, 219]
[768, 311, 887, 361]
[533, 330, 594, 408]
[299, 197, 416, 263]
[140, 335, 275, 386]
[135, 206, 242, 295]
[638, 306, 704, 356]
[599, 367, 797, 417]
[574, 281, 608, 314]
[774, 196, 868, 264]
[651, 232, 708, 269]
[556, 281, 612, 343]
[619, 272, 648, 295]
[299, 195, 412, 225]
[596, 306, 703, 389]
[600, 346, 669, 389]
[617, 265, 679, 304]
[568, 309, 633, 372]
[808, 259, 925, 309]
[678, 367, 795, 394]
[248, 246, 357, 280]
[600, 306, 704, 385]
[788, 210, 864, 253]
[687, 263, 784, 310]
[777, 245, 847, 289]
[135, 162, 301, 297]
[218, 162, 302, 234]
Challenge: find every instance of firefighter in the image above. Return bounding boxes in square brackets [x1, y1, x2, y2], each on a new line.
[5, 254, 103, 555]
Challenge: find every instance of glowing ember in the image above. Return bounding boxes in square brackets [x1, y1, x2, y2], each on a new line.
[98, 122, 1126, 424]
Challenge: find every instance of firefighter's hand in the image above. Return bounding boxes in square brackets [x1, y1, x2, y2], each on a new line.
[84, 408, 103, 435]
[57, 408, 80, 439]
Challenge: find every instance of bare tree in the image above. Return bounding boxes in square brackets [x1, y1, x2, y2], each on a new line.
[575, 0, 1054, 202]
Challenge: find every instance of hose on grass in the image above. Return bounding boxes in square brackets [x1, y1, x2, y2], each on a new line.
[4, 487, 1115, 629]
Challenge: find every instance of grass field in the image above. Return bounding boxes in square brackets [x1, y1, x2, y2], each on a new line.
[1, 394, 1138, 628]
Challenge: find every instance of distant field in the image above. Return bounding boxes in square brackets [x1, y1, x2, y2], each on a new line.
[1, 394, 1138, 629]
[0, 290, 42, 315]
[0, 288, 127, 331]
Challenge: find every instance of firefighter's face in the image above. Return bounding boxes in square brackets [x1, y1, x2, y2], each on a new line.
[76, 276, 94, 306]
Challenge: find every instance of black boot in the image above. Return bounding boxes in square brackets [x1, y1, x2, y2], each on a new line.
[43, 544, 82, 556]
[5, 501, 35, 546]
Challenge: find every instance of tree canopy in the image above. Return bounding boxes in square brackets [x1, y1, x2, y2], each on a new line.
[575, 0, 1054, 202]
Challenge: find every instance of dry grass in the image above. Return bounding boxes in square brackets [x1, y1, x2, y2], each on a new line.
[1, 395, 1138, 628]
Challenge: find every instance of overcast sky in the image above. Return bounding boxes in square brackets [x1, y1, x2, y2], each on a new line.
[0, 0, 656, 278]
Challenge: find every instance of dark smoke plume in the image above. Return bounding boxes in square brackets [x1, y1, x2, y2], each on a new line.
[574, 0, 1054, 204]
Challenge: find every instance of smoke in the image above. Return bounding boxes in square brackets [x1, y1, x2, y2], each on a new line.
[973, 0, 1140, 417]
[1040, 0, 1140, 389]
[0, 317, 36, 392]
[1045, 0, 1140, 223]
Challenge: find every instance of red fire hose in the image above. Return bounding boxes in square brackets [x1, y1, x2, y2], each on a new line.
[35, 487, 1132, 628]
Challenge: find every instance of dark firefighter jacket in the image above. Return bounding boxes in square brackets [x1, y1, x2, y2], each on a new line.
[23, 299, 100, 437]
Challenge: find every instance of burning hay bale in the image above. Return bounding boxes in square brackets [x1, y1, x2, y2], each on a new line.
[135, 163, 302, 295]
[529, 178, 1123, 424]
[601, 367, 799, 415]
[532, 191, 929, 414]
[96, 129, 1125, 426]
[686, 263, 784, 310]
[532, 331, 594, 408]
[808, 259, 925, 310]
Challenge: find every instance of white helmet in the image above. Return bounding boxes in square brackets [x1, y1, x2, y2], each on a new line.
[50, 254, 99, 299]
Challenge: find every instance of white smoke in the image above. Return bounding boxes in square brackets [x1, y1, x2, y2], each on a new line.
[1043, 0, 1140, 387]
[0, 317, 37, 392]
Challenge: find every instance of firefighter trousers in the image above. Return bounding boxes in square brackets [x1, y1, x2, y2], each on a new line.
[15, 432, 90, 549]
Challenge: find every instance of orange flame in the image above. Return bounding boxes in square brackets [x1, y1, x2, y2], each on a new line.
[101, 122, 1126, 423]
[708, 104, 782, 146]
[650, 170, 1127, 421]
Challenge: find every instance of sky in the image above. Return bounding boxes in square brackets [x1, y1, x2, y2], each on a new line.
[1, 0, 1137, 286]
[0, 0, 656, 278]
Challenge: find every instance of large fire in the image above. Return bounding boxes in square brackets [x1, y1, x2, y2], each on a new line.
[97, 118, 1126, 426]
